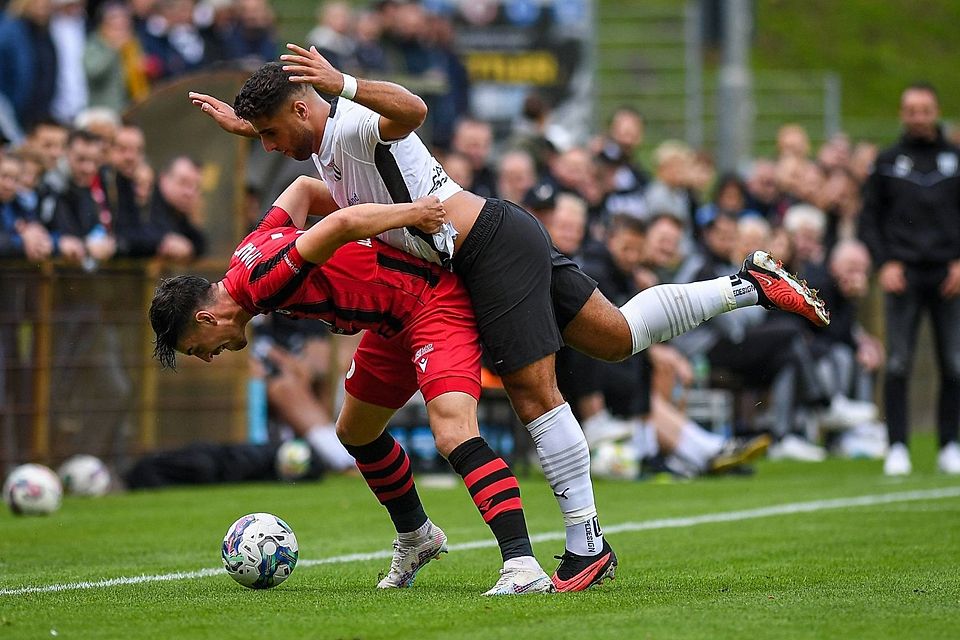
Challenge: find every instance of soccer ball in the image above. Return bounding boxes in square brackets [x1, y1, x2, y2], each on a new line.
[3, 463, 63, 515]
[591, 442, 639, 480]
[58, 454, 111, 496]
[222, 513, 299, 589]
[275, 440, 313, 481]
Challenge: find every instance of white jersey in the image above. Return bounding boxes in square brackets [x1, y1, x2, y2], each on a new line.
[311, 98, 462, 266]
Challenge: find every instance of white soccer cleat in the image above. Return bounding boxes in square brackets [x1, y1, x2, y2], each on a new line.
[482, 562, 556, 596]
[376, 523, 448, 589]
[937, 442, 960, 475]
[883, 443, 912, 476]
[819, 395, 878, 430]
[767, 434, 827, 462]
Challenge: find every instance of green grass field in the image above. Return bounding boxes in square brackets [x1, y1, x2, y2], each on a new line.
[2, 438, 959, 640]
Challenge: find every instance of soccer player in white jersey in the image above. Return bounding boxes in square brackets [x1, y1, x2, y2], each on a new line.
[190, 44, 829, 591]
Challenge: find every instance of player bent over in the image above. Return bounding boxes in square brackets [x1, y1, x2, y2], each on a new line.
[149, 178, 553, 595]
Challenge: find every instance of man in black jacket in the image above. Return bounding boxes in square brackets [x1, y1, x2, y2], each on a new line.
[859, 82, 960, 476]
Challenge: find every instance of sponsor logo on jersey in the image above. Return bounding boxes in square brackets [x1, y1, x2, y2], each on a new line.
[282, 253, 300, 274]
[418, 357, 429, 372]
[234, 242, 262, 268]
[348, 192, 360, 205]
[893, 154, 913, 177]
[270, 232, 284, 240]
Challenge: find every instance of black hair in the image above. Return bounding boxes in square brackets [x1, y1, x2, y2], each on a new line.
[606, 213, 647, 237]
[149, 275, 214, 369]
[67, 128, 104, 147]
[234, 62, 308, 122]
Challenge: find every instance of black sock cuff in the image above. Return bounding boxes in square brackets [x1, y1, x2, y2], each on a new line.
[447, 436, 489, 474]
[343, 430, 395, 464]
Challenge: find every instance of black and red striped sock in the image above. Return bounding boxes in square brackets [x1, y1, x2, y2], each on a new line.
[447, 437, 533, 561]
[344, 431, 427, 534]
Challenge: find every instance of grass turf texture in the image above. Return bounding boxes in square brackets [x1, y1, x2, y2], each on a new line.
[2, 436, 959, 639]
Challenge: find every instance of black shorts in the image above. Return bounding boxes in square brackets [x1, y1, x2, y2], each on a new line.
[453, 198, 597, 375]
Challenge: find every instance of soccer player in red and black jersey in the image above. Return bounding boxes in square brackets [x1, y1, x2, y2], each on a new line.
[149, 176, 555, 595]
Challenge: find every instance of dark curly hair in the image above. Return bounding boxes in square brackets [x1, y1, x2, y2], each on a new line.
[149, 275, 214, 369]
[234, 62, 310, 121]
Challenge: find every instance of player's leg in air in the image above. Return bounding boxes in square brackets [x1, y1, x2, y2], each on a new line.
[336, 332, 554, 596]
[563, 250, 830, 363]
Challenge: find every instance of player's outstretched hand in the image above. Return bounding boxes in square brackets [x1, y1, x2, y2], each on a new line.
[188, 91, 257, 138]
[281, 43, 344, 96]
[411, 196, 446, 234]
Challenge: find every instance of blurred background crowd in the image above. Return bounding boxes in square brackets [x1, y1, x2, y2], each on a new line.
[1, 0, 957, 485]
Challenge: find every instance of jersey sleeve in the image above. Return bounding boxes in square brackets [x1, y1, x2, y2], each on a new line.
[340, 100, 395, 156]
[254, 206, 293, 231]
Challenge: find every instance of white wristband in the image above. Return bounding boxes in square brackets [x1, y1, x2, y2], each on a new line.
[339, 73, 357, 100]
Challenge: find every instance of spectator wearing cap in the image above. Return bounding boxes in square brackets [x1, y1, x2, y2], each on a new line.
[522, 181, 557, 224]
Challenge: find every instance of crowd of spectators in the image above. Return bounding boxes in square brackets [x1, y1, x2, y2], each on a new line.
[4, 0, 955, 473]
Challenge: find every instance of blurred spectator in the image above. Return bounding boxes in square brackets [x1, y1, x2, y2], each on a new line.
[105, 124, 164, 257]
[451, 117, 496, 198]
[601, 106, 649, 195]
[848, 141, 878, 184]
[548, 192, 591, 258]
[150, 155, 207, 259]
[817, 132, 851, 172]
[507, 92, 556, 177]
[782, 203, 827, 273]
[421, 12, 469, 151]
[495, 149, 536, 206]
[776, 123, 811, 159]
[644, 140, 694, 230]
[859, 82, 960, 476]
[522, 180, 557, 224]
[24, 119, 68, 173]
[644, 214, 685, 284]
[821, 166, 862, 252]
[143, 0, 210, 79]
[307, 1, 356, 72]
[745, 158, 779, 220]
[0, 0, 58, 129]
[50, 0, 88, 125]
[353, 9, 388, 73]
[75, 106, 122, 145]
[85, 2, 151, 113]
[38, 129, 116, 266]
[694, 172, 762, 230]
[439, 150, 472, 193]
[0, 153, 53, 260]
[221, 0, 277, 64]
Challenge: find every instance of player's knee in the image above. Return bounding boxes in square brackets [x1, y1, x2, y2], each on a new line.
[433, 429, 469, 458]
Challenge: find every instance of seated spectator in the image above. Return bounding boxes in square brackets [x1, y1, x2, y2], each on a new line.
[644, 140, 695, 230]
[783, 203, 828, 273]
[220, 0, 277, 64]
[643, 214, 686, 284]
[150, 155, 207, 260]
[37, 129, 117, 267]
[439, 151, 473, 194]
[0, 153, 53, 261]
[694, 172, 763, 230]
[451, 117, 496, 198]
[24, 120, 68, 174]
[745, 158, 779, 220]
[495, 149, 537, 206]
[74, 107, 122, 146]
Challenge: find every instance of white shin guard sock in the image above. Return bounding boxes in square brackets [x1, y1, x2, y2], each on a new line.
[526, 403, 604, 555]
[673, 422, 726, 471]
[619, 277, 739, 354]
[305, 425, 357, 471]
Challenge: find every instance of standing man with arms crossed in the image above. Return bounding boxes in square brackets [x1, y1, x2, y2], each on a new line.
[859, 82, 960, 476]
[190, 46, 829, 590]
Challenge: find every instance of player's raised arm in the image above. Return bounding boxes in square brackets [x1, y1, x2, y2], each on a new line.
[294, 196, 445, 265]
[271, 176, 338, 228]
[280, 43, 427, 141]
[189, 91, 259, 138]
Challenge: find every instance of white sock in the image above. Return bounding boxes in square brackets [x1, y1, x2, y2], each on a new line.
[305, 425, 356, 471]
[526, 403, 605, 556]
[619, 276, 744, 354]
[673, 422, 725, 471]
[630, 419, 659, 459]
[397, 518, 433, 543]
[503, 555, 542, 572]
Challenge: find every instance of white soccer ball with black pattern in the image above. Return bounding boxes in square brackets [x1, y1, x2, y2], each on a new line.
[221, 512, 299, 589]
[3, 463, 63, 515]
[58, 454, 111, 496]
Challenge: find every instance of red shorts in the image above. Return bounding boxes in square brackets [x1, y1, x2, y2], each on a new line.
[344, 277, 482, 409]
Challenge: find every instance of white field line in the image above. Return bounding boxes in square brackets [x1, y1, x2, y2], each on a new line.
[2, 486, 958, 597]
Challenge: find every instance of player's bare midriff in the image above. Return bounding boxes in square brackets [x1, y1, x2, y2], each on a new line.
[442, 190, 486, 253]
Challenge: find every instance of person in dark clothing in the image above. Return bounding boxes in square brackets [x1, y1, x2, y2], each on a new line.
[858, 82, 960, 476]
[0, 0, 58, 130]
[149, 155, 208, 259]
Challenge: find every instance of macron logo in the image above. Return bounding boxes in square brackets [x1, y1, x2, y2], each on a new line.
[418, 357, 429, 372]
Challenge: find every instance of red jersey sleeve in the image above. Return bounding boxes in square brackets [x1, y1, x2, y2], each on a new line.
[255, 206, 293, 231]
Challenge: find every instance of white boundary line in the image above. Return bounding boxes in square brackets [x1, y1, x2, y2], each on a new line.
[2, 486, 958, 597]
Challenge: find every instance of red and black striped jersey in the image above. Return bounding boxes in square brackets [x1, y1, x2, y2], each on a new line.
[222, 206, 453, 338]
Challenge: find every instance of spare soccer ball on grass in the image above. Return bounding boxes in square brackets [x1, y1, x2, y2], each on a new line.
[58, 454, 111, 496]
[222, 513, 299, 589]
[275, 439, 313, 481]
[3, 463, 63, 515]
